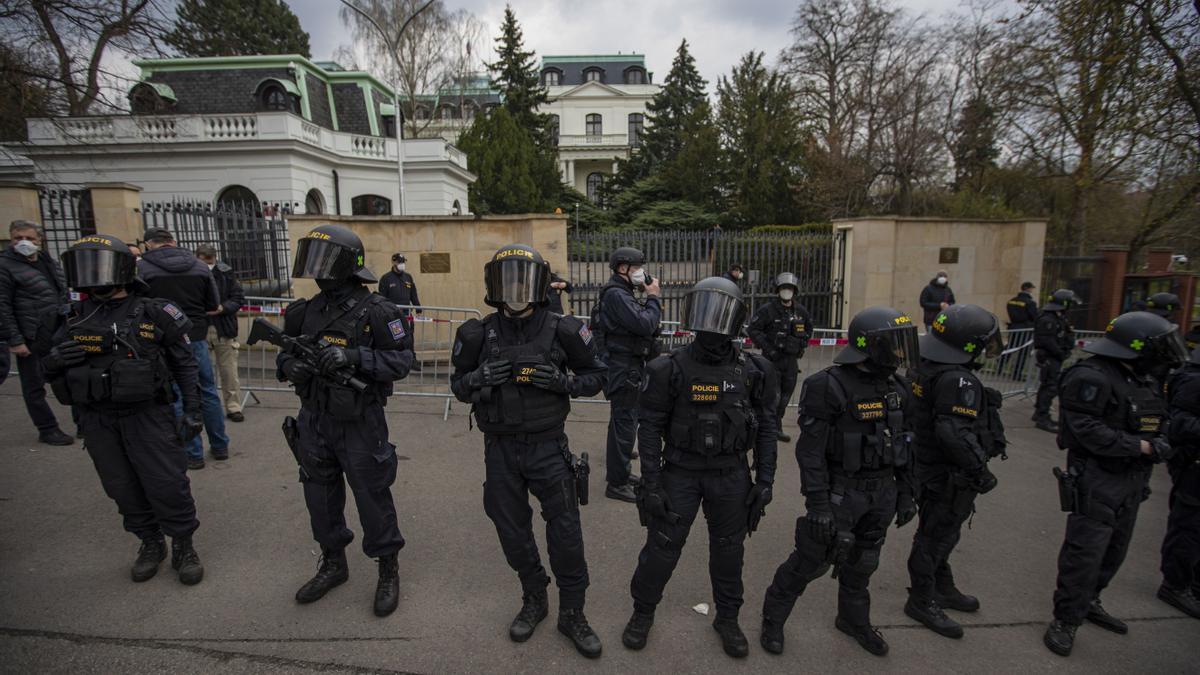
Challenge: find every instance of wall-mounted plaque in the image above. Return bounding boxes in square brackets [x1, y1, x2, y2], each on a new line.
[938, 247, 959, 265]
[420, 252, 451, 273]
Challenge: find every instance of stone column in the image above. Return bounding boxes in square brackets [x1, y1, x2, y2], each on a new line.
[87, 183, 144, 245]
[1093, 246, 1129, 326]
[0, 182, 42, 231]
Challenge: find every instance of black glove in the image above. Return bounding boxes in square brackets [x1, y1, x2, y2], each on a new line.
[1150, 437, 1176, 463]
[895, 491, 917, 527]
[316, 346, 360, 376]
[281, 358, 316, 385]
[529, 362, 571, 393]
[745, 482, 773, 534]
[178, 408, 204, 443]
[44, 340, 86, 372]
[972, 466, 998, 494]
[805, 507, 836, 545]
[642, 482, 679, 524]
[468, 359, 512, 389]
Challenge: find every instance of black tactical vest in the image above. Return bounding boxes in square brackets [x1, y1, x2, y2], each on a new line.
[595, 282, 658, 359]
[909, 364, 1006, 465]
[1062, 359, 1165, 472]
[472, 312, 571, 436]
[295, 289, 389, 417]
[768, 305, 809, 356]
[663, 347, 759, 465]
[52, 298, 170, 407]
[825, 367, 909, 474]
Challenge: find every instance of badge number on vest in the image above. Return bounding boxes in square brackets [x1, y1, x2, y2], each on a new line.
[854, 400, 885, 420]
[691, 383, 721, 403]
[516, 367, 535, 384]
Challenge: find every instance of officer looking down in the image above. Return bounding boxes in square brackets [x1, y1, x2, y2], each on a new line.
[747, 272, 814, 443]
[38, 234, 206, 586]
[1033, 289, 1080, 433]
[450, 244, 607, 659]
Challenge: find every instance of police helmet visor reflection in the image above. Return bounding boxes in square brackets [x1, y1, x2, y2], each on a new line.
[485, 258, 549, 305]
[292, 238, 358, 279]
[682, 289, 746, 336]
[1154, 328, 1189, 368]
[62, 248, 136, 288]
[865, 324, 920, 370]
[981, 328, 1005, 359]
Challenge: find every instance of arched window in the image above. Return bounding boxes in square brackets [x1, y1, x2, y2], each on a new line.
[623, 67, 647, 85]
[542, 68, 562, 86]
[583, 67, 604, 83]
[586, 173, 604, 205]
[585, 113, 602, 137]
[462, 101, 478, 121]
[352, 194, 392, 215]
[305, 189, 325, 215]
[436, 103, 459, 120]
[548, 114, 560, 147]
[256, 81, 297, 113]
[414, 105, 431, 121]
[628, 113, 645, 147]
[216, 185, 261, 212]
[452, 199, 462, 215]
[129, 83, 174, 114]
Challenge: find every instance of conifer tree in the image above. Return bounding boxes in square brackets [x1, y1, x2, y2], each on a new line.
[166, 0, 311, 58]
[456, 108, 552, 214]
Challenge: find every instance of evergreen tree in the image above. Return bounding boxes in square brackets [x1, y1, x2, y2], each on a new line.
[166, 0, 311, 58]
[457, 108, 553, 214]
[488, 5, 550, 140]
[952, 95, 1000, 193]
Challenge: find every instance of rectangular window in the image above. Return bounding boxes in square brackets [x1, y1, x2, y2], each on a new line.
[586, 114, 602, 137]
[628, 113, 644, 147]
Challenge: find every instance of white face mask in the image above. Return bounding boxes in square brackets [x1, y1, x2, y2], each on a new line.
[14, 240, 40, 257]
[629, 268, 647, 286]
[732, 270, 743, 280]
[936, 276, 948, 285]
[206, 263, 215, 271]
[395, 263, 406, 272]
[779, 289, 795, 301]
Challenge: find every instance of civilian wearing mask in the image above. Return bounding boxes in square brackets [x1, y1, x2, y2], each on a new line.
[721, 263, 746, 287]
[195, 245, 246, 422]
[919, 270, 956, 330]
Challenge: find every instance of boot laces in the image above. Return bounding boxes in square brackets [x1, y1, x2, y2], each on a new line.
[137, 539, 163, 561]
[377, 556, 398, 581]
[629, 611, 653, 631]
[562, 609, 593, 638]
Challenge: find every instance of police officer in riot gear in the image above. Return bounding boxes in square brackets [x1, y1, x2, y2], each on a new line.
[1043, 311, 1187, 656]
[451, 244, 606, 658]
[747, 272, 814, 442]
[1145, 292, 1181, 321]
[904, 305, 1007, 639]
[595, 246, 662, 502]
[1159, 344, 1200, 619]
[39, 234, 205, 585]
[276, 224, 413, 617]
[622, 277, 777, 658]
[760, 306, 919, 657]
[1033, 289, 1079, 433]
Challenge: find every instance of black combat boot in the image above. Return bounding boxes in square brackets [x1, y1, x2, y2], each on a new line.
[760, 616, 785, 655]
[777, 431, 791, 442]
[295, 548, 349, 604]
[509, 588, 549, 642]
[935, 583, 981, 612]
[905, 596, 964, 639]
[1032, 415, 1059, 433]
[374, 553, 400, 617]
[170, 537, 204, 586]
[621, 609, 654, 650]
[1085, 598, 1127, 634]
[1043, 620, 1077, 656]
[712, 618, 749, 658]
[557, 608, 602, 658]
[834, 616, 888, 656]
[130, 536, 166, 582]
[1158, 584, 1200, 619]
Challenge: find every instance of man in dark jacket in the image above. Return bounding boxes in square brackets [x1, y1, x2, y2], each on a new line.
[378, 253, 423, 371]
[1000, 281, 1039, 378]
[195, 245, 246, 422]
[139, 228, 229, 468]
[919, 270, 956, 329]
[0, 220, 73, 444]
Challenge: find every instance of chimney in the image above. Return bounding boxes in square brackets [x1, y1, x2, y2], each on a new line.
[1145, 248, 1173, 273]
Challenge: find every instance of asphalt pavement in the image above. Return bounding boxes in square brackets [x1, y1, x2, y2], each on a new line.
[0, 381, 1196, 674]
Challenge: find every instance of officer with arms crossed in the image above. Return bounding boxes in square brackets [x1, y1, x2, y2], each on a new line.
[1043, 311, 1185, 656]
[621, 277, 778, 658]
[451, 244, 606, 658]
[904, 305, 1007, 639]
[595, 247, 662, 503]
[1032, 289, 1080, 433]
[276, 225, 413, 618]
[759, 307, 919, 657]
[1158, 344, 1200, 619]
[747, 272, 813, 442]
[39, 234, 205, 585]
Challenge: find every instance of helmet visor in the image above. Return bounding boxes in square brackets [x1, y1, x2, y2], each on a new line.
[682, 288, 747, 336]
[485, 258, 550, 305]
[866, 324, 920, 371]
[62, 248, 136, 288]
[978, 327, 1005, 360]
[292, 238, 358, 280]
[1153, 327, 1189, 368]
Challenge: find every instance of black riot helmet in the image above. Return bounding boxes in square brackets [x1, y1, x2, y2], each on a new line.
[920, 304, 1004, 365]
[1084, 311, 1188, 368]
[61, 234, 139, 290]
[835, 306, 920, 371]
[1043, 288, 1080, 312]
[1145, 292, 1181, 319]
[609, 246, 646, 271]
[681, 276, 746, 337]
[484, 244, 551, 309]
[292, 224, 375, 282]
[773, 272, 800, 294]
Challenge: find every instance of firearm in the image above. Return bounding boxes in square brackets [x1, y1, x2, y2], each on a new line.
[247, 317, 368, 392]
[282, 416, 310, 481]
[576, 451, 590, 506]
[828, 530, 856, 579]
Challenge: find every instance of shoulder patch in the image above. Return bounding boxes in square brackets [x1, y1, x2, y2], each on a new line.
[1078, 382, 1099, 403]
[387, 318, 407, 341]
[579, 322, 593, 345]
[162, 303, 185, 321]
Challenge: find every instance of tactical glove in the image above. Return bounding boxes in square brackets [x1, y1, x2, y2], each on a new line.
[317, 346, 359, 375]
[972, 466, 998, 494]
[805, 508, 836, 545]
[468, 359, 512, 389]
[178, 409, 204, 443]
[1150, 436, 1176, 463]
[642, 482, 679, 524]
[529, 362, 571, 393]
[281, 358, 316, 385]
[44, 340, 86, 372]
[745, 482, 773, 535]
[895, 492, 917, 527]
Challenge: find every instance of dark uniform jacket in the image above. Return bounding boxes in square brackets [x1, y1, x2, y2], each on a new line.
[378, 270, 421, 314]
[909, 361, 1006, 483]
[1167, 363, 1200, 484]
[546, 272, 573, 315]
[1058, 356, 1163, 473]
[1034, 311, 1074, 360]
[1006, 292, 1039, 328]
[0, 246, 68, 346]
[138, 247, 219, 342]
[747, 298, 814, 360]
[636, 341, 778, 484]
[919, 281, 955, 325]
[209, 262, 245, 339]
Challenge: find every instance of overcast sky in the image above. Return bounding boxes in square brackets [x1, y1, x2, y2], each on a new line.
[288, 0, 985, 88]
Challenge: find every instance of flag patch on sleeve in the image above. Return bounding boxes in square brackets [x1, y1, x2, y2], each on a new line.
[388, 318, 407, 341]
[163, 303, 185, 320]
[579, 323, 592, 345]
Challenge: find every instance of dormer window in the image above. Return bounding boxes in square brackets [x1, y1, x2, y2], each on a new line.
[543, 68, 562, 86]
[624, 67, 647, 85]
[129, 82, 176, 114]
[583, 67, 604, 83]
[255, 78, 299, 113]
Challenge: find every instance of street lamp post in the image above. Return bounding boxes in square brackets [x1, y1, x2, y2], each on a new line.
[339, 0, 436, 217]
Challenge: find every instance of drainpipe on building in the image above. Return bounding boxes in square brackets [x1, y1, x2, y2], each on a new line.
[332, 170, 341, 215]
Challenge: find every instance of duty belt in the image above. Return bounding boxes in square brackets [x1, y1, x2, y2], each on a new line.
[831, 469, 892, 492]
[664, 459, 748, 477]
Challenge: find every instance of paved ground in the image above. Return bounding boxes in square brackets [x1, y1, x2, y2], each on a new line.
[0, 380, 1196, 674]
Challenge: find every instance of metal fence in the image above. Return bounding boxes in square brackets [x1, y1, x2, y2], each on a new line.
[567, 228, 845, 329]
[140, 201, 291, 297]
[37, 188, 96, 259]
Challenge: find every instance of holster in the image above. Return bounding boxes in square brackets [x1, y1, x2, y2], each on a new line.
[282, 416, 310, 482]
[559, 438, 589, 507]
[948, 472, 978, 516]
[827, 530, 856, 579]
[635, 483, 649, 527]
[1052, 466, 1076, 513]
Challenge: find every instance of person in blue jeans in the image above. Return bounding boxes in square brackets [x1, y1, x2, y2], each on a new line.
[138, 227, 230, 469]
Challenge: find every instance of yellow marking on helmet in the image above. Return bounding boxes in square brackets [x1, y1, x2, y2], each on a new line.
[76, 236, 112, 246]
[495, 248, 535, 260]
[307, 231, 332, 240]
[893, 315, 912, 325]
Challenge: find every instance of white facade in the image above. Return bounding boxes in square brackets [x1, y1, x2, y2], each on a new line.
[15, 111, 473, 216]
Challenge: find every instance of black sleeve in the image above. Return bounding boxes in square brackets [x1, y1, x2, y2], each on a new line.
[449, 318, 485, 402]
[801, 305, 814, 340]
[931, 370, 987, 472]
[204, 271, 220, 312]
[604, 289, 662, 337]
[795, 370, 837, 509]
[1167, 370, 1200, 448]
[1059, 366, 1143, 457]
[1034, 314, 1061, 357]
[275, 298, 308, 379]
[0, 265, 19, 345]
[636, 355, 676, 484]
[557, 315, 605, 397]
[948, 288, 956, 306]
[408, 273, 421, 309]
[51, 260, 69, 304]
[222, 274, 246, 315]
[746, 304, 772, 352]
[748, 354, 779, 485]
[919, 285, 940, 311]
[360, 299, 414, 382]
[148, 300, 200, 410]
